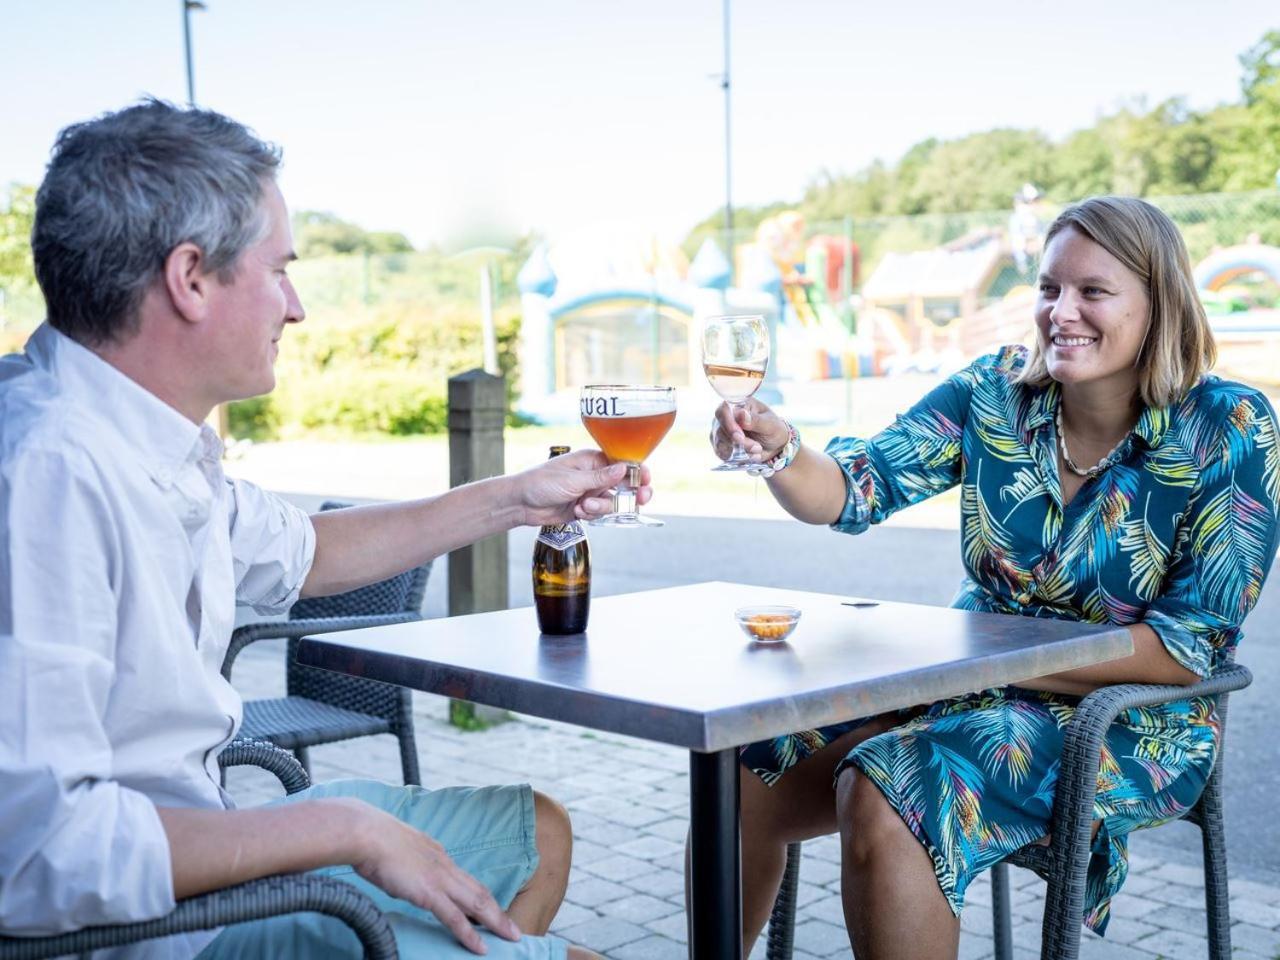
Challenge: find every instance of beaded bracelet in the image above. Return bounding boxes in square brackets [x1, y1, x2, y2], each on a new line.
[749, 421, 801, 478]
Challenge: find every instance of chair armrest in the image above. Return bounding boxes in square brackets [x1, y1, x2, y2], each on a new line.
[1045, 663, 1252, 887]
[222, 612, 420, 681]
[0, 874, 398, 960]
[1060, 662, 1253, 775]
[218, 737, 311, 795]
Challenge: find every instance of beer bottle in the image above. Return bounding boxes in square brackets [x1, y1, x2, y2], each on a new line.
[532, 445, 591, 634]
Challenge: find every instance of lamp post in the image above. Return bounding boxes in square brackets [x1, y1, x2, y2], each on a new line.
[182, 0, 206, 106]
[721, 0, 733, 263]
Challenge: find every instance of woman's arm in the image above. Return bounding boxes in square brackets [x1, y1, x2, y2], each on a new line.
[711, 401, 848, 524]
[1015, 622, 1200, 697]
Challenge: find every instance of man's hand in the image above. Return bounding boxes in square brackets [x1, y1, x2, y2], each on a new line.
[711, 398, 790, 464]
[345, 799, 520, 954]
[514, 449, 653, 526]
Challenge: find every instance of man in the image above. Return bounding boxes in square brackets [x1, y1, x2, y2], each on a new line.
[0, 100, 642, 959]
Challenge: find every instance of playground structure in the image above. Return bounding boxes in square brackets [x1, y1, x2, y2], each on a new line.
[1193, 243, 1280, 387]
[515, 215, 1280, 422]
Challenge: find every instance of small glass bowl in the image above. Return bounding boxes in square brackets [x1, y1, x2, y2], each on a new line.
[735, 605, 801, 643]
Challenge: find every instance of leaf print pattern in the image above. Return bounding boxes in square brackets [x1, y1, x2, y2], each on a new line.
[743, 346, 1280, 936]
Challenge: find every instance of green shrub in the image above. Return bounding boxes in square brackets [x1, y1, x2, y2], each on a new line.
[227, 301, 522, 440]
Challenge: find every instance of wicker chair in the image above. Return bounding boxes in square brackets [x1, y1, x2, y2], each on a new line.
[0, 738, 398, 960]
[765, 662, 1253, 960]
[221, 502, 431, 785]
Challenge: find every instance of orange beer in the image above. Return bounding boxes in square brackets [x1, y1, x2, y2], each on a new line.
[581, 410, 676, 464]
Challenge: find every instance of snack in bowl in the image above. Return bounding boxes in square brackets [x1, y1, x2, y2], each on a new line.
[734, 605, 801, 643]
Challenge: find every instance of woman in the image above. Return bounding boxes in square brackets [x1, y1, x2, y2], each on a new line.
[710, 197, 1280, 958]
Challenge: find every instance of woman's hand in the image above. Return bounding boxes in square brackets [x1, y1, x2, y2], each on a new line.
[710, 397, 791, 465]
[514, 448, 653, 526]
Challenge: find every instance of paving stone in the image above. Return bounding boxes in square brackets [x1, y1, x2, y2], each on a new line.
[1229, 921, 1280, 956]
[648, 852, 688, 873]
[612, 835, 687, 861]
[555, 915, 651, 952]
[580, 853, 657, 883]
[644, 790, 692, 812]
[1075, 938, 1160, 959]
[597, 893, 682, 925]
[1112, 873, 1167, 897]
[561, 771, 656, 796]
[567, 794, 669, 827]
[1138, 904, 1217, 936]
[796, 892, 845, 926]
[644, 910, 688, 944]
[960, 905, 995, 936]
[569, 838, 614, 866]
[1146, 862, 1208, 887]
[629, 868, 686, 901]
[1233, 897, 1280, 929]
[569, 812, 645, 848]
[617, 765, 679, 785]
[548, 901, 598, 932]
[651, 775, 691, 793]
[792, 918, 849, 955]
[805, 835, 843, 864]
[957, 933, 995, 960]
[564, 875, 631, 908]
[1232, 879, 1280, 906]
[798, 855, 841, 886]
[1129, 927, 1210, 957]
[1087, 915, 1160, 946]
[642, 817, 690, 842]
[1105, 893, 1172, 921]
[794, 880, 830, 911]
[610, 934, 688, 960]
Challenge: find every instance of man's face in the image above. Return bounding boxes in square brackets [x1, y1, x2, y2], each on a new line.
[203, 181, 304, 403]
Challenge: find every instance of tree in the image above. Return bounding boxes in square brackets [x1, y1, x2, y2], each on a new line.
[0, 184, 36, 290]
[293, 211, 414, 258]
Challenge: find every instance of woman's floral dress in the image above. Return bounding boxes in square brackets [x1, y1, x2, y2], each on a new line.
[740, 345, 1280, 931]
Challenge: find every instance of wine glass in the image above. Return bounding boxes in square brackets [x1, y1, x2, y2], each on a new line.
[580, 385, 676, 527]
[702, 314, 770, 471]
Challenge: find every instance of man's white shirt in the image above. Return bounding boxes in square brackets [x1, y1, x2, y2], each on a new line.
[0, 323, 315, 957]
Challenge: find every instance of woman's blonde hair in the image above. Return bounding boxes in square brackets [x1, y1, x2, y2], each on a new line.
[1016, 195, 1216, 409]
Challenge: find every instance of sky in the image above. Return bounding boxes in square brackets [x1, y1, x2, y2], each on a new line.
[2, 1, 1277, 249]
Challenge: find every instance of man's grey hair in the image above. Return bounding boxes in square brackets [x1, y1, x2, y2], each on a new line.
[32, 98, 282, 346]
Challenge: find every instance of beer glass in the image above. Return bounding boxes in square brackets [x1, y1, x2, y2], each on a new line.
[702, 314, 769, 471]
[579, 384, 676, 527]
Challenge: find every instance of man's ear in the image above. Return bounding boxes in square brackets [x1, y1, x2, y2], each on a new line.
[163, 242, 213, 324]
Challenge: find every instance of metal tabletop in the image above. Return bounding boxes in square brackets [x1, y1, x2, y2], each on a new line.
[296, 580, 1131, 959]
[297, 580, 1133, 753]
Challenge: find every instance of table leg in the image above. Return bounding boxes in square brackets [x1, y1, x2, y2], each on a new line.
[688, 748, 741, 960]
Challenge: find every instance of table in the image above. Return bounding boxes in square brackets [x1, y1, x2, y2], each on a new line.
[296, 581, 1132, 959]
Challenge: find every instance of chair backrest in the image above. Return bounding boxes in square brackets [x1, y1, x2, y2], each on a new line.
[288, 501, 430, 621]
[286, 501, 431, 706]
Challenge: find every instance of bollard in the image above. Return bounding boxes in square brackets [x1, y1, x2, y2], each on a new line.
[446, 369, 510, 729]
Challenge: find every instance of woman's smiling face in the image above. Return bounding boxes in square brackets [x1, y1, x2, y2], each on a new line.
[1034, 225, 1151, 394]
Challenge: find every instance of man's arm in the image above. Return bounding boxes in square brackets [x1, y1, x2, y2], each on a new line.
[302, 449, 646, 598]
[156, 800, 520, 954]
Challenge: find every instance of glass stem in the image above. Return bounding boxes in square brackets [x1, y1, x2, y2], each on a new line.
[614, 463, 641, 515]
[729, 401, 748, 461]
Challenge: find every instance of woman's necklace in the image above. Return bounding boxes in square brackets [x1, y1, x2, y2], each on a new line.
[1055, 407, 1128, 480]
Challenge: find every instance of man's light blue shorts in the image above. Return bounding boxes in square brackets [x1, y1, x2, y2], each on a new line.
[197, 779, 569, 959]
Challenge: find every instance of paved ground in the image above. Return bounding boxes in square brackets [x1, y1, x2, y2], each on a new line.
[226, 512, 1280, 959]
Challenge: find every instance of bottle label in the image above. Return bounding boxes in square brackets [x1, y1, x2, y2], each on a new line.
[536, 523, 587, 551]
